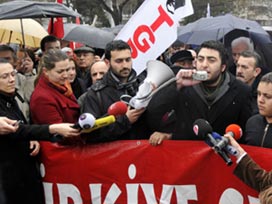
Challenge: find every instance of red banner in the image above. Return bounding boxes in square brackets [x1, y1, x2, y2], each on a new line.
[40, 140, 271, 204]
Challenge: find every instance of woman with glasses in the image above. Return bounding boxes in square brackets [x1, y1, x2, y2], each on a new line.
[0, 58, 80, 204]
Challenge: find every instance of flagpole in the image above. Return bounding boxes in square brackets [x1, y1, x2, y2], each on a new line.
[206, 3, 211, 18]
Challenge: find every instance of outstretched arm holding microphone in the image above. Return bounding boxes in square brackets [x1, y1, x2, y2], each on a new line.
[225, 134, 272, 204]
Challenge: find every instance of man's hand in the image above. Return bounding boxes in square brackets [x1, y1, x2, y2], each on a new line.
[149, 131, 172, 146]
[126, 106, 145, 124]
[176, 69, 201, 89]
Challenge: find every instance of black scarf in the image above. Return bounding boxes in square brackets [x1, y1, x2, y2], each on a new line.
[193, 72, 230, 106]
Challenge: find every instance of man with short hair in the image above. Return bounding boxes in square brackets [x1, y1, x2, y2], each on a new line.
[229, 37, 254, 75]
[90, 61, 109, 83]
[40, 35, 61, 53]
[82, 40, 147, 142]
[243, 72, 272, 148]
[236, 51, 262, 86]
[148, 40, 253, 145]
[77, 61, 109, 107]
[74, 46, 95, 87]
[236, 51, 262, 113]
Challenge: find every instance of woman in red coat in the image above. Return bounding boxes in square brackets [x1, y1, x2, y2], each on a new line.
[30, 49, 81, 141]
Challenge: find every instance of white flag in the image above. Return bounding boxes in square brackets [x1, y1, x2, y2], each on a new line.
[115, 0, 194, 74]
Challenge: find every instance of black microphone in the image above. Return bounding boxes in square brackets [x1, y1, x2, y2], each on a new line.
[193, 119, 233, 166]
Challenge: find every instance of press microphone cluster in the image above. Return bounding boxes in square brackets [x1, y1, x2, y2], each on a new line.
[193, 119, 242, 166]
[77, 101, 128, 133]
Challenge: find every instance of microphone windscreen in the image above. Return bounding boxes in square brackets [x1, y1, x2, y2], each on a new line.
[193, 119, 213, 138]
[78, 113, 96, 129]
[107, 101, 127, 116]
[225, 124, 243, 140]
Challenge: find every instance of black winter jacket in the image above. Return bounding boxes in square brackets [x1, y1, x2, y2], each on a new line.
[244, 114, 272, 148]
[0, 92, 56, 204]
[82, 69, 150, 142]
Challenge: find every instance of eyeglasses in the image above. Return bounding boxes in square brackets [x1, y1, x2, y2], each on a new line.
[0, 70, 17, 80]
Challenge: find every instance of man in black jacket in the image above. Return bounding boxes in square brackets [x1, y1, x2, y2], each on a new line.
[82, 40, 148, 142]
[148, 40, 253, 145]
[244, 72, 272, 148]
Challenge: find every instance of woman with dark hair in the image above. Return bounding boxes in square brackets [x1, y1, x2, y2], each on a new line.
[0, 58, 80, 204]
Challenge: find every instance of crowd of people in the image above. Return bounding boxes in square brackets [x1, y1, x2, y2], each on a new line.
[0, 33, 272, 203]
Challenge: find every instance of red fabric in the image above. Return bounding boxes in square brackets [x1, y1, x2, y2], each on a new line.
[40, 140, 271, 204]
[30, 74, 79, 125]
[48, 18, 64, 38]
[47, 0, 64, 38]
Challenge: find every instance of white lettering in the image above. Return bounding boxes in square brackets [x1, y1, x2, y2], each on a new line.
[219, 188, 243, 204]
[248, 195, 260, 204]
[89, 183, 121, 204]
[43, 182, 54, 204]
[175, 185, 198, 204]
[57, 184, 83, 204]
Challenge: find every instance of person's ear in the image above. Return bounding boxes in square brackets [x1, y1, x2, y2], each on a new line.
[221, 64, 227, 72]
[254, 67, 262, 77]
[42, 67, 48, 76]
[104, 59, 110, 67]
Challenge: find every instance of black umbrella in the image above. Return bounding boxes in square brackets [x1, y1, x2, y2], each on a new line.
[178, 14, 270, 45]
[63, 23, 115, 49]
[0, 1, 81, 19]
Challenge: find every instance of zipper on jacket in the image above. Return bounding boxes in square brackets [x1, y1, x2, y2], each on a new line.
[261, 123, 269, 147]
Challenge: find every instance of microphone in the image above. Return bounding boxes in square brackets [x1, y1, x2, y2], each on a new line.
[225, 124, 243, 140]
[51, 113, 96, 142]
[81, 115, 116, 133]
[79, 101, 127, 133]
[212, 132, 238, 156]
[193, 119, 233, 166]
[74, 113, 96, 129]
[107, 101, 127, 116]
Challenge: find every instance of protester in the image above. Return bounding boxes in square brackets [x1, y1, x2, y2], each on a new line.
[0, 58, 80, 204]
[165, 40, 187, 66]
[224, 134, 272, 204]
[82, 40, 147, 142]
[147, 40, 253, 146]
[229, 36, 254, 75]
[40, 35, 61, 53]
[243, 72, 272, 148]
[77, 60, 109, 107]
[16, 48, 37, 105]
[188, 48, 197, 68]
[0, 45, 30, 121]
[30, 49, 81, 143]
[62, 46, 74, 59]
[236, 50, 262, 113]
[74, 46, 96, 88]
[68, 58, 87, 99]
[170, 49, 194, 74]
[90, 61, 109, 83]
